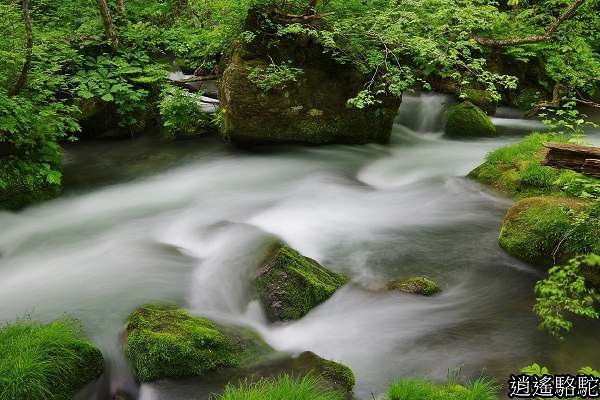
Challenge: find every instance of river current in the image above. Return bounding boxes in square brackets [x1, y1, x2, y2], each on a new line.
[1, 94, 599, 399]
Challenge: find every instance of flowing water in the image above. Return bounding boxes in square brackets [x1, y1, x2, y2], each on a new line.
[1, 94, 599, 399]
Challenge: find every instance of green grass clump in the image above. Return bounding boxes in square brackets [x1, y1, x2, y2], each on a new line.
[217, 374, 345, 400]
[387, 377, 499, 400]
[125, 304, 240, 382]
[499, 197, 600, 267]
[387, 276, 441, 296]
[470, 132, 600, 199]
[0, 318, 103, 400]
[256, 246, 349, 321]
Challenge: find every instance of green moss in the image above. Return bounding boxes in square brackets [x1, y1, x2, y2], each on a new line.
[499, 197, 600, 267]
[387, 276, 441, 296]
[320, 359, 355, 394]
[256, 246, 349, 321]
[125, 304, 241, 382]
[0, 318, 103, 400]
[444, 101, 496, 138]
[469, 132, 600, 199]
[464, 89, 497, 115]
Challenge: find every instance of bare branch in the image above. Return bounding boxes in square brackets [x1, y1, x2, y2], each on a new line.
[474, 0, 586, 47]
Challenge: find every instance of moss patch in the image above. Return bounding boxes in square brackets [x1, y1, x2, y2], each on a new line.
[464, 89, 497, 115]
[499, 197, 600, 267]
[0, 318, 103, 400]
[445, 101, 496, 138]
[469, 132, 600, 199]
[125, 304, 242, 382]
[256, 246, 349, 321]
[387, 276, 441, 296]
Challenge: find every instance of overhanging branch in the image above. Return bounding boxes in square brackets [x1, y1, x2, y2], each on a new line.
[474, 0, 586, 47]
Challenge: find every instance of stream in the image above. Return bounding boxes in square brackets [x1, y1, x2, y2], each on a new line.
[1, 93, 599, 399]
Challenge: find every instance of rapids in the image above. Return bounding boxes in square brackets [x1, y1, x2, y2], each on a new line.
[1, 94, 599, 399]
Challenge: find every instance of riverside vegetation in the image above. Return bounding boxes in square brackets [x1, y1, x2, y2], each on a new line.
[1, 0, 600, 398]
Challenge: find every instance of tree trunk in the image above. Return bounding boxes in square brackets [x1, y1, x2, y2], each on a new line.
[543, 142, 600, 178]
[118, 0, 125, 15]
[97, 0, 118, 48]
[9, 0, 33, 97]
[474, 0, 586, 47]
[307, 0, 319, 15]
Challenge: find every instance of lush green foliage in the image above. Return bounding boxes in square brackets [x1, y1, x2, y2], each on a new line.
[534, 254, 600, 338]
[125, 304, 240, 381]
[217, 374, 344, 400]
[0, 318, 103, 400]
[159, 86, 213, 138]
[387, 377, 499, 400]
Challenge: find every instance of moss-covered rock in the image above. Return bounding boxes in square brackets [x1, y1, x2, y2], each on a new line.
[0, 318, 103, 400]
[387, 276, 441, 296]
[464, 88, 497, 115]
[219, 8, 400, 146]
[256, 245, 349, 321]
[499, 197, 600, 267]
[445, 101, 496, 138]
[124, 304, 260, 382]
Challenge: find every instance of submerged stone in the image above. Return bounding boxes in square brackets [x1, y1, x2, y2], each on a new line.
[387, 276, 441, 296]
[124, 304, 269, 382]
[445, 101, 496, 138]
[219, 8, 401, 146]
[256, 245, 349, 321]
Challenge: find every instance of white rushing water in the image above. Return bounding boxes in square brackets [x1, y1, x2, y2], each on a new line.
[1, 94, 599, 399]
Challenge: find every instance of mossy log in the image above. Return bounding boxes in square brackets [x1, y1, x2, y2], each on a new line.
[543, 142, 600, 178]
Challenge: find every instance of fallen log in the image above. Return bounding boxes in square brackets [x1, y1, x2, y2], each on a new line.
[543, 142, 600, 178]
[583, 159, 600, 178]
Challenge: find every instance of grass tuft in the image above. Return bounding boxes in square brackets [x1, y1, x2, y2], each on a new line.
[0, 318, 103, 400]
[217, 374, 344, 400]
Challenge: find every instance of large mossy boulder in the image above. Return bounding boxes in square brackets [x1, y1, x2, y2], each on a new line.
[219, 8, 401, 146]
[499, 197, 600, 267]
[464, 89, 497, 115]
[445, 101, 496, 138]
[0, 318, 103, 400]
[256, 245, 349, 321]
[387, 276, 441, 296]
[125, 304, 269, 382]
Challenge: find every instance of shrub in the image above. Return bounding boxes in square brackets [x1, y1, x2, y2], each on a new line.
[158, 86, 213, 139]
[0, 318, 103, 400]
[534, 254, 600, 338]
